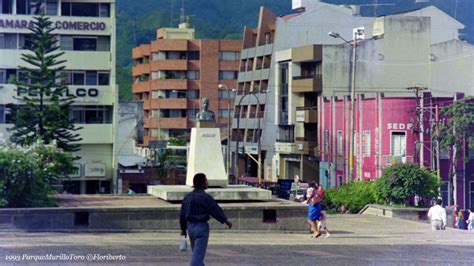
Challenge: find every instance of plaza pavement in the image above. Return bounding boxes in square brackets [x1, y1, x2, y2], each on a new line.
[0, 214, 473, 265]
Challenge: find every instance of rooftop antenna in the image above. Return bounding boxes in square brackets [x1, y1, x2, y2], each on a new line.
[358, 1, 395, 17]
[170, 0, 174, 27]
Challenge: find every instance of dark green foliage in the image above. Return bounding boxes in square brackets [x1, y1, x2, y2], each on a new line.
[324, 181, 381, 213]
[438, 97, 474, 162]
[0, 143, 75, 208]
[376, 163, 439, 205]
[8, 14, 82, 152]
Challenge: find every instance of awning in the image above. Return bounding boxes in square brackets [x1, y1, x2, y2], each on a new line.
[117, 155, 146, 167]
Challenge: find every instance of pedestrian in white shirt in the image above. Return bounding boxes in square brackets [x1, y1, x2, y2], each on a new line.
[428, 198, 447, 230]
[467, 209, 473, 231]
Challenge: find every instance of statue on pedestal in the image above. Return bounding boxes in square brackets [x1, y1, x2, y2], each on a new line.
[196, 98, 215, 122]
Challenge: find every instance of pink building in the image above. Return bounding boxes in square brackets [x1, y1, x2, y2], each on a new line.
[319, 93, 474, 209]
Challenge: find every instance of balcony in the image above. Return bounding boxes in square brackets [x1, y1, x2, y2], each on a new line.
[295, 107, 318, 123]
[291, 45, 322, 62]
[132, 63, 150, 76]
[149, 79, 188, 90]
[151, 60, 187, 71]
[150, 98, 187, 109]
[295, 138, 318, 155]
[292, 75, 322, 93]
[275, 140, 298, 154]
[132, 82, 150, 93]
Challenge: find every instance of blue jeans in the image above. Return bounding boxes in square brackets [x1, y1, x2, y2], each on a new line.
[188, 222, 209, 266]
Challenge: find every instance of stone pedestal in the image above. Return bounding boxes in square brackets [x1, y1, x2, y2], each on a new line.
[147, 185, 272, 201]
[186, 127, 227, 187]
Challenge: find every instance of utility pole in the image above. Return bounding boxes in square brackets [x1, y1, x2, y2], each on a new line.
[407, 86, 426, 167]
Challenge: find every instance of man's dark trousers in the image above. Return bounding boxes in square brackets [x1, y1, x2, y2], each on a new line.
[188, 222, 209, 266]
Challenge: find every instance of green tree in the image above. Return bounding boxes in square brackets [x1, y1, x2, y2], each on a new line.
[8, 13, 82, 152]
[376, 163, 439, 205]
[324, 181, 380, 213]
[0, 141, 75, 207]
[437, 96, 474, 206]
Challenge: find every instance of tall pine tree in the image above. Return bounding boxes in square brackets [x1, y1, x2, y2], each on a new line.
[8, 13, 82, 152]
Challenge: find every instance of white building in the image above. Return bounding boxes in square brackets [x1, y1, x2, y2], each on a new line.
[0, 0, 117, 194]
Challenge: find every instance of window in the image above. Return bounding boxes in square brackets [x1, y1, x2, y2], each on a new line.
[17, 0, 44, 15]
[18, 34, 33, 49]
[440, 181, 450, 207]
[98, 72, 110, 85]
[151, 110, 160, 118]
[218, 89, 235, 99]
[324, 130, 330, 154]
[62, 2, 109, 17]
[219, 71, 238, 80]
[159, 109, 186, 118]
[0, 33, 17, 49]
[70, 106, 113, 124]
[391, 132, 406, 156]
[73, 38, 96, 51]
[219, 51, 239, 60]
[0, 105, 10, 123]
[187, 71, 199, 80]
[187, 90, 199, 99]
[337, 131, 343, 155]
[364, 131, 371, 156]
[0, 69, 5, 84]
[1, 0, 13, 14]
[151, 91, 164, 99]
[264, 32, 272, 44]
[152, 52, 165, 60]
[257, 104, 265, 118]
[45, 0, 58, 15]
[99, 3, 110, 17]
[72, 72, 85, 85]
[97, 36, 110, 51]
[187, 109, 198, 118]
[187, 51, 200, 60]
[85, 71, 97, 86]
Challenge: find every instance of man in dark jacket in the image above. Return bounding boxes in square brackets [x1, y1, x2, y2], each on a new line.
[180, 173, 232, 266]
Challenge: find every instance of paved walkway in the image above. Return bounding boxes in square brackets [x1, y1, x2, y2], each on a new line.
[0, 215, 472, 265]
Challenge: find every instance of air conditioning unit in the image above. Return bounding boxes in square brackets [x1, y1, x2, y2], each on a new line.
[297, 144, 304, 150]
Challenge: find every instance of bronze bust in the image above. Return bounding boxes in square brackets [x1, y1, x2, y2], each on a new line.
[196, 98, 215, 122]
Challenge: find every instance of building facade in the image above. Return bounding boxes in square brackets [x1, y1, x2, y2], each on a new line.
[132, 22, 241, 153]
[0, 0, 118, 194]
[317, 13, 474, 209]
[232, 2, 374, 182]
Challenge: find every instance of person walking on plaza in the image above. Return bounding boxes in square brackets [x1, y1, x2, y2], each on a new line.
[180, 173, 233, 266]
[467, 209, 473, 231]
[306, 182, 322, 238]
[428, 198, 447, 230]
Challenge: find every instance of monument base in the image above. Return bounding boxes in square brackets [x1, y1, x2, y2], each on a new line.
[147, 185, 272, 201]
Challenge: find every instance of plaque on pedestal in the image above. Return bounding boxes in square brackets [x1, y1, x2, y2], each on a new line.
[186, 127, 228, 187]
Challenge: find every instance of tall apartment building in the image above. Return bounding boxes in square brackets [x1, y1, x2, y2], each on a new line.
[132, 22, 241, 151]
[0, 0, 117, 194]
[232, 2, 373, 182]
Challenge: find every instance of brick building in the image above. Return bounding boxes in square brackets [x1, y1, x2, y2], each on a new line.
[132, 22, 241, 149]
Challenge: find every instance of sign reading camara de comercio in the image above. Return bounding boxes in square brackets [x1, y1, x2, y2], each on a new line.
[0, 18, 106, 31]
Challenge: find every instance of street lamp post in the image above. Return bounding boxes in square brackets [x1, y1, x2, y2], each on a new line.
[218, 84, 233, 180]
[329, 29, 363, 182]
[234, 91, 262, 187]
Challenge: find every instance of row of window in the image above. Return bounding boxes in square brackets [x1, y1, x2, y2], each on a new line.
[0, 69, 110, 86]
[234, 104, 265, 119]
[0, 33, 110, 51]
[151, 89, 199, 100]
[331, 131, 402, 157]
[134, 51, 239, 66]
[149, 109, 233, 119]
[0, 0, 110, 17]
[0, 105, 113, 124]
